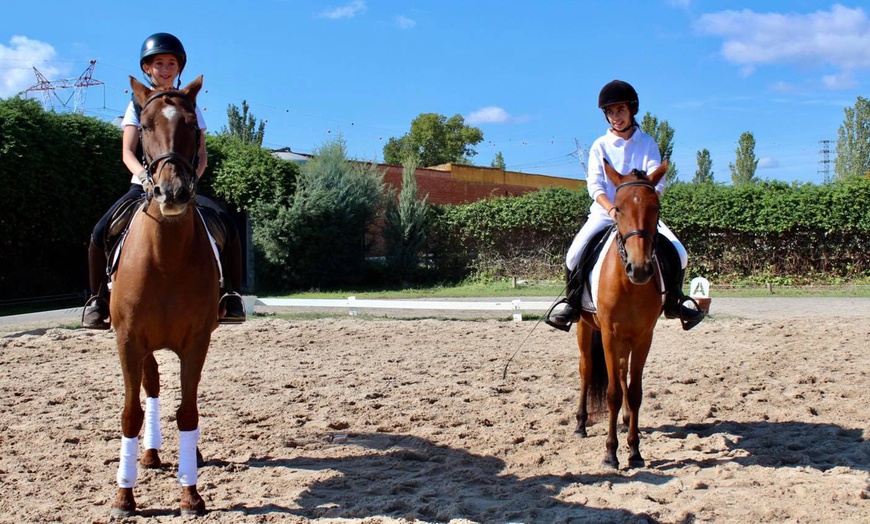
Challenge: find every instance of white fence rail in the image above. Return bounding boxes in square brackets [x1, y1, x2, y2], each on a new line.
[254, 297, 555, 321]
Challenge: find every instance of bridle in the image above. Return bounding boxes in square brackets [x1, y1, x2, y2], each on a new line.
[613, 176, 660, 266]
[138, 90, 201, 201]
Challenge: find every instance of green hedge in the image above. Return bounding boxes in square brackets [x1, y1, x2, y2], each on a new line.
[0, 98, 128, 300]
[429, 179, 870, 284]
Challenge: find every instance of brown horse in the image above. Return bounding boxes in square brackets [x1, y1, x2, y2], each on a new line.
[109, 75, 218, 517]
[575, 159, 668, 469]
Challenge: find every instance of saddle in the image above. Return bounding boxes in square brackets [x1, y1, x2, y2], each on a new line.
[575, 226, 666, 313]
[105, 197, 227, 281]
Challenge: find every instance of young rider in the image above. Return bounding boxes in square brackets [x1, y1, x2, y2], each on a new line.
[547, 79, 704, 331]
[81, 32, 246, 329]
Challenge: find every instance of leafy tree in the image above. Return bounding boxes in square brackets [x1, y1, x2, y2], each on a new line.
[251, 136, 385, 288]
[221, 100, 265, 146]
[694, 149, 714, 184]
[834, 96, 870, 181]
[383, 156, 430, 282]
[383, 113, 484, 167]
[491, 151, 506, 169]
[640, 112, 678, 182]
[204, 134, 298, 211]
[729, 131, 759, 185]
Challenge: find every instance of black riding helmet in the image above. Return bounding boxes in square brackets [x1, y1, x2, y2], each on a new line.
[139, 32, 186, 88]
[598, 79, 639, 132]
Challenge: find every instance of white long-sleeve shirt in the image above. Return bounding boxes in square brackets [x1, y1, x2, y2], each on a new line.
[586, 127, 664, 217]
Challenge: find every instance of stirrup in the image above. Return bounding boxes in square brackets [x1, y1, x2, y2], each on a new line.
[218, 292, 246, 324]
[81, 296, 111, 330]
[544, 298, 574, 332]
[676, 296, 705, 331]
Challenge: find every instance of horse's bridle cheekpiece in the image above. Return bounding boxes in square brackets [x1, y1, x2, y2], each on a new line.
[614, 176, 660, 266]
[138, 90, 201, 201]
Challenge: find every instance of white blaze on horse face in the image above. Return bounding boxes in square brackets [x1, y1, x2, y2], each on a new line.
[162, 105, 178, 122]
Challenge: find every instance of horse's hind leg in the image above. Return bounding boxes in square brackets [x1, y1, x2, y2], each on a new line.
[575, 323, 593, 437]
[140, 353, 162, 468]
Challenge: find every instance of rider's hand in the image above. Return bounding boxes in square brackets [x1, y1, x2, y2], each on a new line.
[136, 169, 153, 194]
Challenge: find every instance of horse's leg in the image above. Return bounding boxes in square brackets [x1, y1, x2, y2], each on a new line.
[176, 340, 209, 516]
[626, 340, 653, 468]
[111, 343, 146, 517]
[600, 331, 622, 469]
[575, 322, 593, 437]
[140, 353, 162, 468]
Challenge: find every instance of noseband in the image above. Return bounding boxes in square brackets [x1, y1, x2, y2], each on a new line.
[139, 91, 201, 201]
[614, 178, 660, 266]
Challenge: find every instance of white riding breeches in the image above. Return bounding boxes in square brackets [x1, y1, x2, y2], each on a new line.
[566, 213, 687, 271]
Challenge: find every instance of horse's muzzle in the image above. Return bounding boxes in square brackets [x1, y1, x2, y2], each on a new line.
[625, 261, 654, 285]
[152, 180, 193, 217]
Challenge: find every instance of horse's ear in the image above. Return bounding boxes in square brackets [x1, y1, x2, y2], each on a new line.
[180, 75, 203, 103]
[129, 76, 151, 106]
[648, 160, 668, 186]
[603, 158, 621, 186]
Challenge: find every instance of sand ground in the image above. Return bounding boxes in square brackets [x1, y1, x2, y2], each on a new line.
[0, 298, 868, 523]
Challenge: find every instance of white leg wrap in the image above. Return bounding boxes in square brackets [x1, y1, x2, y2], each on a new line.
[178, 428, 200, 487]
[143, 397, 163, 450]
[116, 436, 139, 488]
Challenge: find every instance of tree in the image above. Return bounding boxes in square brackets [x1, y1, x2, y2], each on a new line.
[834, 96, 870, 181]
[383, 156, 430, 282]
[204, 134, 298, 211]
[491, 151, 506, 169]
[221, 100, 266, 146]
[640, 112, 678, 182]
[694, 149, 714, 184]
[251, 136, 385, 288]
[383, 113, 484, 167]
[729, 131, 759, 185]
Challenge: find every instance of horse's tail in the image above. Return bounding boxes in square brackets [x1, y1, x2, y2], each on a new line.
[588, 330, 608, 412]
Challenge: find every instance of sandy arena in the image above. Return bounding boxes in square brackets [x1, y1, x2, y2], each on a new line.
[0, 297, 868, 523]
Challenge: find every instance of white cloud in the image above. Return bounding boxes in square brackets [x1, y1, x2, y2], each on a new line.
[395, 15, 416, 30]
[758, 157, 779, 169]
[695, 4, 870, 88]
[0, 36, 61, 97]
[318, 0, 366, 19]
[466, 106, 522, 125]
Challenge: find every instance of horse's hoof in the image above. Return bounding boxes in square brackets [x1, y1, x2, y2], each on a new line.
[628, 457, 646, 469]
[181, 486, 206, 516]
[601, 456, 619, 470]
[110, 488, 136, 517]
[574, 427, 588, 438]
[140, 448, 161, 468]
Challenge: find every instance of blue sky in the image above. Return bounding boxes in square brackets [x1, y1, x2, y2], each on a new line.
[2, 1, 869, 184]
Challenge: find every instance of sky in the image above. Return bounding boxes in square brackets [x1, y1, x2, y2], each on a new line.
[2, 1, 869, 184]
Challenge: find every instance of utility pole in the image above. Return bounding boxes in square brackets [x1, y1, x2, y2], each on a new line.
[818, 139, 833, 183]
[571, 138, 588, 174]
[24, 60, 105, 113]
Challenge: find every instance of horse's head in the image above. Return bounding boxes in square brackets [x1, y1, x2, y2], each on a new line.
[130, 75, 203, 218]
[604, 159, 667, 285]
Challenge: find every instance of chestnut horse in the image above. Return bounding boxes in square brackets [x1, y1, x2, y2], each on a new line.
[109, 75, 218, 516]
[575, 160, 668, 469]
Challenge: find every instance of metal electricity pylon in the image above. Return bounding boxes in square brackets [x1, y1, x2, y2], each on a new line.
[24, 60, 105, 113]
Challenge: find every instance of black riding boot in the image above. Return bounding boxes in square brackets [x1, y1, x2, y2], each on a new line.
[546, 266, 584, 332]
[81, 238, 111, 330]
[658, 241, 704, 331]
[218, 235, 246, 324]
